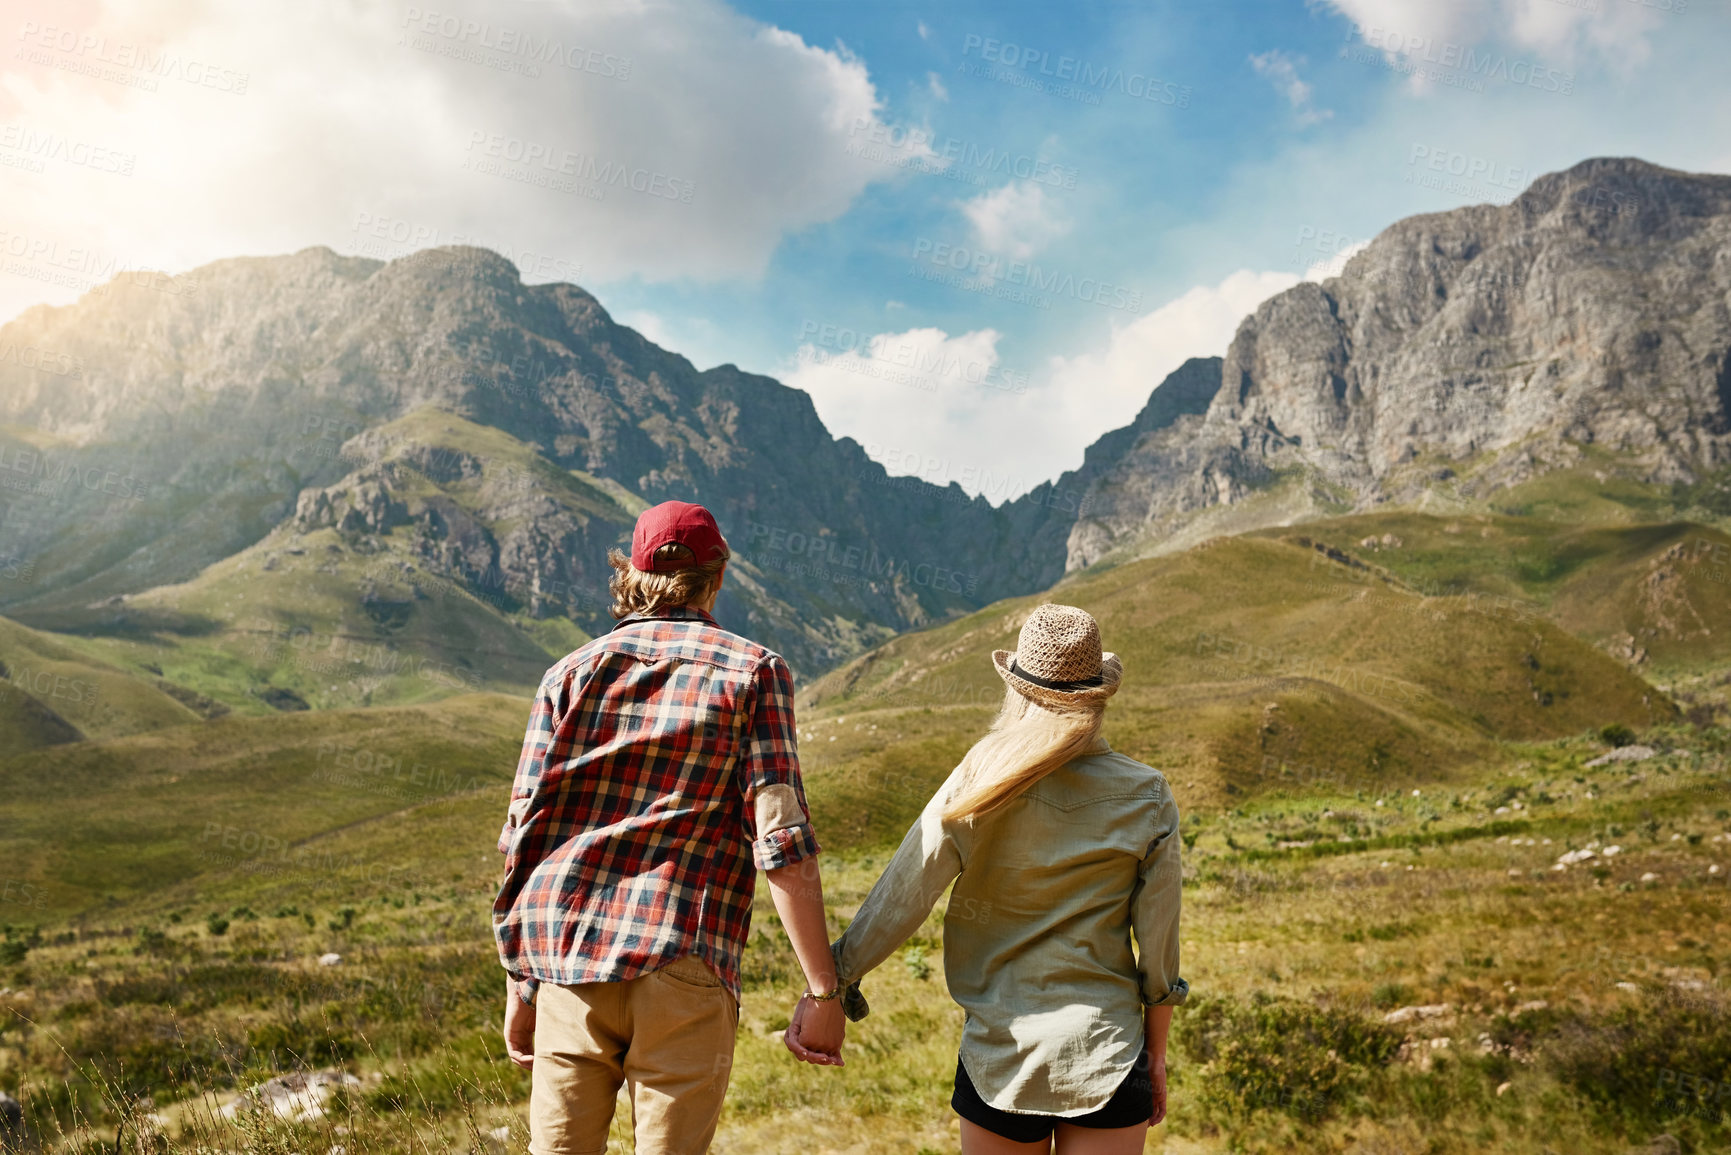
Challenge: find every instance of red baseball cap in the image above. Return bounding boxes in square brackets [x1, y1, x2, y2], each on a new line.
[630, 500, 728, 572]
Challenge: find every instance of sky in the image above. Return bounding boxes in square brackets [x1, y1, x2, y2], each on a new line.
[2, 0, 1728, 501]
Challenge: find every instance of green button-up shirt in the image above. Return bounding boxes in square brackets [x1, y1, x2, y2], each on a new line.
[830, 744, 1188, 1116]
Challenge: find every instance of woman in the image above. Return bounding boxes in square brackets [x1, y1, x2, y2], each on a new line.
[785, 603, 1188, 1153]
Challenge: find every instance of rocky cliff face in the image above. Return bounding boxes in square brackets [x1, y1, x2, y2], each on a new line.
[4, 156, 1727, 671]
[1062, 158, 1731, 567]
[0, 246, 1061, 673]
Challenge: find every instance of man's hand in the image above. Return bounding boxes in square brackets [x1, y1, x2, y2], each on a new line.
[1148, 1056, 1168, 1126]
[504, 981, 536, 1070]
[782, 993, 846, 1066]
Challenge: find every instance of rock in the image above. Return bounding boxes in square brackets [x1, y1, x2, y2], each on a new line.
[1496, 1081, 1513, 1097]
[1627, 1136, 1681, 1155]
[1062, 159, 1731, 568]
[1640, 872, 1661, 884]
[318, 952, 343, 966]
[1556, 848, 1598, 866]
[0, 1090, 21, 1134]
[1585, 745, 1658, 767]
[1383, 1003, 1454, 1025]
[1616, 982, 1641, 994]
[222, 1069, 362, 1123]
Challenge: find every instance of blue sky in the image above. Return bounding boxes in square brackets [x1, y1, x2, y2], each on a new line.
[3, 0, 1728, 498]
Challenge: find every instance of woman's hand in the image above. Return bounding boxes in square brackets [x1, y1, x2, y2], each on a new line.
[782, 994, 846, 1066]
[1148, 1055, 1168, 1126]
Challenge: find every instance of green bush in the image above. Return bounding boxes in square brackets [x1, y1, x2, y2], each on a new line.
[205, 913, 230, 937]
[1372, 982, 1411, 1010]
[1546, 990, 1731, 1134]
[247, 1018, 358, 1067]
[1598, 723, 1638, 748]
[1, 924, 41, 964]
[1176, 993, 1402, 1123]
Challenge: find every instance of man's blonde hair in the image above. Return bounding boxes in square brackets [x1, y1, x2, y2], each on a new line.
[607, 541, 730, 619]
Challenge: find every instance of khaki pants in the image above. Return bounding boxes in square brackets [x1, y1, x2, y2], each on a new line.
[530, 954, 739, 1155]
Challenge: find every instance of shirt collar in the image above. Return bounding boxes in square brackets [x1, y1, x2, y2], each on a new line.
[612, 605, 718, 631]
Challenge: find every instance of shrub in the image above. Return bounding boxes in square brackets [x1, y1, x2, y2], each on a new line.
[1372, 982, 1411, 1010]
[205, 914, 230, 937]
[904, 944, 932, 981]
[1546, 989, 1731, 1134]
[134, 927, 171, 956]
[247, 1018, 358, 1067]
[1599, 723, 1638, 748]
[1, 925, 41, 965]
[1176, 993, 1402, 1123]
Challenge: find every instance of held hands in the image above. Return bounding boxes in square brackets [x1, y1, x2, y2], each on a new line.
[782, 992, 846, 1066]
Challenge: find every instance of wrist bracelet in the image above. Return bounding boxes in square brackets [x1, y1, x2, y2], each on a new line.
[803, 985, 842, 1002]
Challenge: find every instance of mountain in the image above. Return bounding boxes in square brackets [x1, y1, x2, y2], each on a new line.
[1046, 158, 1731, 569]
[0, 247, 1071, 676]
[4, 156, 1729, 684]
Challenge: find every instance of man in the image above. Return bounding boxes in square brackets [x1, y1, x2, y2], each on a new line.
[494, 500, 846, 1154]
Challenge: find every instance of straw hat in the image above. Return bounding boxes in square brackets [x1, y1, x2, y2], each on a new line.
[991, 603, 1122, 707]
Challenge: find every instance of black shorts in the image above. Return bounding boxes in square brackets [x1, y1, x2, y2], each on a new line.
[951, 1047, 1153, 1143]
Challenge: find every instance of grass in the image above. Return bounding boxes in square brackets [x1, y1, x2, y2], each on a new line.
[8, 491, 1731, 1152]
[3, 727, 1729, 1153]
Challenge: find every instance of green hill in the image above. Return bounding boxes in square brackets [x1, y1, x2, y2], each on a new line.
[12, 410, 622, 714]
[795, 531, 1673, 846]
[0, 614, 207, 749]
[0, 692, 525, 920]
[1246, 504, 1731, 676]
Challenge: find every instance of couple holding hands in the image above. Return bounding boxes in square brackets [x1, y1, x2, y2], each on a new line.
[495, 502, 1186, 1154]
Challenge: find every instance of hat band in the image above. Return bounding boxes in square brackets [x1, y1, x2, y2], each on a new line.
[1009, 658, 1103, 692]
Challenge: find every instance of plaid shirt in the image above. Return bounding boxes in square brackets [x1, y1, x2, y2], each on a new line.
[493, 606, 819, 1002]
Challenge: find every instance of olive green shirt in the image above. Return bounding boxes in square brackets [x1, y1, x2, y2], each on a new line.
[830, 745, 1188, 1116]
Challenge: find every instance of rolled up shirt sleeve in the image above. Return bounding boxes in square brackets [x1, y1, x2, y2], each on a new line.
[1131, 788, 1189, 1007]
[739, 654, 821, 871]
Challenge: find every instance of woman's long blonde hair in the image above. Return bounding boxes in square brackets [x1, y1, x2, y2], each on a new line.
[940, 685, 1106, 822]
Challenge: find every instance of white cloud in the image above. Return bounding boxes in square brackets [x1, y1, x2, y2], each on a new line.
[960, 182, 1071, 261]
[928, 71, 949, 101]
[0, 0, 907, 321]
[780, 271, 1302, 501]
[1249, 50, 1332, 125]
[917, 20, 931, 41]
[782, 326, 1059, 500]
[1301, 239, 1370, 281]
[1325, 0, 1662, 79]
[1046, 269, 1300, 440]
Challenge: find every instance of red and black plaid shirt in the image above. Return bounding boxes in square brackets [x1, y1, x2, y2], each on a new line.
[493, 606, 819, 1001]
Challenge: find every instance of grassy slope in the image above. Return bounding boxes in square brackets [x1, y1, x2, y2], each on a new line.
[0, 693, 524, 919]
[0, 614, 203, 750]
[8, 461, 1731, 1153]
[796, 533, 1671, 842]
[16, 410, 631, 714]
[1247, 506, 1731, 691]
